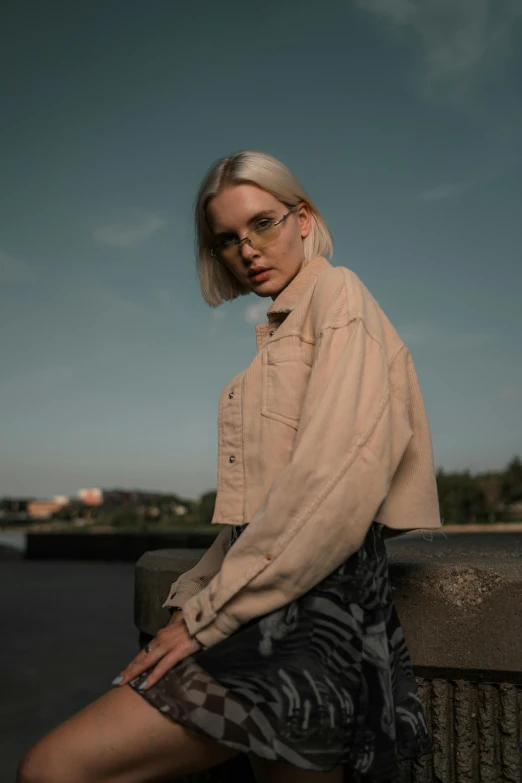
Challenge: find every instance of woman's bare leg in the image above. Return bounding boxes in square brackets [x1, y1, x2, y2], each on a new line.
[250, 758, 344, 783]
[17, 685, 238, 783]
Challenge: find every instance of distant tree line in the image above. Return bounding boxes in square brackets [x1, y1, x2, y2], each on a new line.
[3, 457, 522, 529]
[0, 488, 219, 529]
[89, 456, 522, 528]
[436, 456, 522, 524]
[62, 489, 219, 529]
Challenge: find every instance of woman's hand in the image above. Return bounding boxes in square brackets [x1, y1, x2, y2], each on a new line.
[112, 610, 202, 691]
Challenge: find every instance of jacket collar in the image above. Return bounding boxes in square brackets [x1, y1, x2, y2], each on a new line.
[266, 256, 331, 322]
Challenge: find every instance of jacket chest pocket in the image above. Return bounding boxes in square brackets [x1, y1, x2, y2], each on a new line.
[261, 340, 314, 429]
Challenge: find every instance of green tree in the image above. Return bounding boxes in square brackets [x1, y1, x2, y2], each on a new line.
[51, 504, 75, 522]
[436, 469, 488, 524]
[476, 473, 502, 523]
[104, 508, 143, 529]
[198, 491, 217, 525]
[500, 456, 522, 505]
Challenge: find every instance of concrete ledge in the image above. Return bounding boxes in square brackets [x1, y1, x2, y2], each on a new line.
[385, 531, 522, 679]
[134, 532, 522, 782]
[135, 532, 522, 680]
[135, 549, 204, 635]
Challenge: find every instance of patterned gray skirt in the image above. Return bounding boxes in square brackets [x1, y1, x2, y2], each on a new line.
[130, 522, 432, 781]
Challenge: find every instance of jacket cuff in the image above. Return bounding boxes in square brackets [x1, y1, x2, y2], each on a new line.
[162, 580, 203, 610]
[162, 581, 181, 608]
[194, 620, 232, 648]
[182, 590, 240, 648]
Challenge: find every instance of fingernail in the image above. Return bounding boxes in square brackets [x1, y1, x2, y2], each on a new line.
[112, 676, 123, 685]
[138, 680, 148, 690]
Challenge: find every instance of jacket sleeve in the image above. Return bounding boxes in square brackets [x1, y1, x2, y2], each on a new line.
[182, 316, 414, 648]
[162, 524, 233, 610]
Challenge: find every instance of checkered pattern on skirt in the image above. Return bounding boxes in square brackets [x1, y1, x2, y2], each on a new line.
[130, 522, 432, 781]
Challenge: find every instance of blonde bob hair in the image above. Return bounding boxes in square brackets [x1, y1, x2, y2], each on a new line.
[195, 150, 333, 306]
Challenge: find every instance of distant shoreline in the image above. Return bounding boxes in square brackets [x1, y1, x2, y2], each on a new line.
[432, 522, 522, 533]
[2, 521, 522, 535]
[0, 522, 218, 535]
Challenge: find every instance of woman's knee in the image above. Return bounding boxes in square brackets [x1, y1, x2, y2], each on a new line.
[17, 728, 89, 783]
[16, 740, 57, 783]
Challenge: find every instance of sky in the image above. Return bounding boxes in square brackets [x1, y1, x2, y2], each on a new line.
[1, 0, 521, 501]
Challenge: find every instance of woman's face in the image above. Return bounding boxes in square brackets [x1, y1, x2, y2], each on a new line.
[206, 184, 312, 300]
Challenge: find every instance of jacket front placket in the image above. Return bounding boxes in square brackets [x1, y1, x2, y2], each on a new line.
[216, 318, 286, 526]
[255, 321, 278, 351]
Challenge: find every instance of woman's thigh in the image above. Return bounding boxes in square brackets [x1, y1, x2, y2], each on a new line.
[17, 685, 238, 783]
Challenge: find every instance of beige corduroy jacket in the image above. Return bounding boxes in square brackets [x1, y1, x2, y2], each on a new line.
[163, 257, 441, 648]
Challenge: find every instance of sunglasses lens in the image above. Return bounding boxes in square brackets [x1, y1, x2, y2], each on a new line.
[250, 223, 280, 250]
[214, 220, 283, 261]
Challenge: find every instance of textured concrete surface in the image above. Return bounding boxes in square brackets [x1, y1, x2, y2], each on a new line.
[135, 531, 522, 782]
[385, 530, 522, 562]
[135, 549, 204, 635]
[135, 532, 522, 677]
[386, 532, 522, 677]
[402, 678, 522, 783]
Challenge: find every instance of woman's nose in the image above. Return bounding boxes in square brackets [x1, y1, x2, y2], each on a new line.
[239, 238, 259, 261]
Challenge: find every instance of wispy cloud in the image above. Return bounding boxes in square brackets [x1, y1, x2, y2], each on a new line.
[397, 322, 495, 349]
[0, 250, 38, 284]
[396, 323, 441, 346]
[454, 332, 495, 349]
[419, 159, 520, 201]
[94, 211, 166, 247]
[0, 276, 164, 389]
[244, 301, 269, 324]
[208, 307, 227, 335]
[420, 183, 466, 201]
[358, 0, 522, 89]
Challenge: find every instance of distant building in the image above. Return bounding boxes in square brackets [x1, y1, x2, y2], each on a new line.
[78, 488, 103, 506]
[173, 504, 188, 516]
[0, 497, 34, 522]
[1, 498, 32, 513]
[28, 497, 69, 519]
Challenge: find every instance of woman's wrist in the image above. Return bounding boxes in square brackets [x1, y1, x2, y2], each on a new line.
[167, 606, 183, 624]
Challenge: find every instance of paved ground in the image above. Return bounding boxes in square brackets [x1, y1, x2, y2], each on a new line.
[0, 559, 138, 781]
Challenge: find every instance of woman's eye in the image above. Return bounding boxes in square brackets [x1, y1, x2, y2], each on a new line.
[219, 236, 236, 247]
[256, 219, 273, 231]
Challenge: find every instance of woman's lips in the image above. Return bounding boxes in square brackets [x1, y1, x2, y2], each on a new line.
[250, 269, 271, 283]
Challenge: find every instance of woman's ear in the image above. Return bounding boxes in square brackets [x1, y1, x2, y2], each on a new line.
[297, 202, 312, 239]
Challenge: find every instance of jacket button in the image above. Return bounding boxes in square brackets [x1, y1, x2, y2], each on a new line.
[265, 553, 272, 561]
[195, 611, 202, 621]
[229, 455, 236, 463]
[228, 391, 234, 399]
[269, 330, 275, 337]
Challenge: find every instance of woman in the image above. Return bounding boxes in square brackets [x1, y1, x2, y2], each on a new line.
[18, 151, 441, 783]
